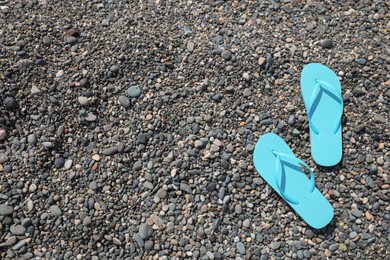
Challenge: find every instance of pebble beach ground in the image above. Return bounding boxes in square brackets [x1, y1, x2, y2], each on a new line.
[0, 0, 389, 259]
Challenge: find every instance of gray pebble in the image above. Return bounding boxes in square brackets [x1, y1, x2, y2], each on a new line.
[350, 208, 362, 218]
[156, 188, 167, 199]
[54, 157, 64, 169]
[10, 225, 26, 235]
[3, 97, 18, 110]
[320, 39, 333, 48]
[85, 113, 97, 122]
[50, 205, 62, 216]
[221, 50, 232, 60]
[0, 205, 14, 216]
[127, 86, 141, 98]
[187, 42, 194, 52]
[118, 96, 130, 108]
[236, 242, 245, 254]
[27, 134, 37, 144]
[103, 146, 118, 156]
[144, 240, 153, 250]
[138, 223, 153, 239]
[0, 153, 9, 164]
[270, 241, 281, 250]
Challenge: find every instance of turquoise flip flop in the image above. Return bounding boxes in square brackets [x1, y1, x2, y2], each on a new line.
[300, 63, 343, 167]
[253, 133, 334, 229]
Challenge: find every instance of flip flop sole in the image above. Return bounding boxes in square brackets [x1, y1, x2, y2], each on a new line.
[301, 63, 343, 166]
[253, 133, 334, 229]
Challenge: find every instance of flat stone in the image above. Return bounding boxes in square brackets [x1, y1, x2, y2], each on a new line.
[10, 225, 26, 235]
[102, 146, 118, 156]
[221, 50, 232, 60]
[85, 113, 97, 122]
[31, 85, 41, 95]
[78, 96, 89, 106]
[0, 205, 14, 215]
[320, 39, 333, 48]
[50, 205, 62, 216]
[236, 242, 245, 254]
[270, 241, 281, 250]
[118, 96, 130, 108]
[187, 42, 194, 52]
[0, 153, 9, 164]
[127, 86, 141, 98]
[138, 223, 153, 239]
[350, 208, 362, 218]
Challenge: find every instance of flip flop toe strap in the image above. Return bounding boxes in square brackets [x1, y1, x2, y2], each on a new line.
[308, 80, 343, 135]
[272, 151, 315, 205]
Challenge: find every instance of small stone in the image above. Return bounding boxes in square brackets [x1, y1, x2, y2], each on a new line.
[66, 36, 77, 45]
[133, 161, 142, 170]
[0, 129, 5, 141]
[242, 73, 250, 81]
[0, 205, 14, 216]
[127, 86, 141, 98]
[118, 96, 130, 108]
[353, 124, 365, 133]
[50, 205, 62, 216]
[350, 208, 362, 218]
[320, 39, 333, 48]
[31, 85, 41, 95]
[54, 157, 64, 169]
[270, 241, 281, 250]
[103, 146, 118, 156]
[27, 134, 37, 144]
[288, 115, 296, 125]
[92, 154, 100, 161]
[373, 114, 386, 123]
[64, 159, 72, 169]
[236, 242, 245, 254]
[350, 231, 357, 239]
[138, 223, 153, 239]
[339, 243, 347, 252]
[10, 225, 26, 235]
[56, 70, 64, 78]
[357, 58, 367, 65]
[110, 65, 119, 73]
[156, 188, 167, 199]
[221, 50, 232, 60]
[369, 164, 378, 174]
[3, 97, 18, 110]
[85, 113, 97, 122]
[78, 96, 89, 106]
[243, 219, 250, 228]
[187, 42, 194, 52]
[258, 57, 266, 66]
[144, 240, 153, 250]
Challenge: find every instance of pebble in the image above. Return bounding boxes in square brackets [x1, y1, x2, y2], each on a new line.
[56, 70, 64, 78]
[30, 85, 41, 95]
[351, 208, 363, 218]
[221, 50, 232, 60]
[50, 205, 62, 216]
[0, 129, 5, 141]
[102, 146, 118, 156]
[127, 86, 141, 98]
[270, 241, 281, 250]
[138, 223, 153, 239]
[0, 204, 14, 215]
[78, 96, 89, 106]
[187, 42, 194, 52]
[3, 97, 17, 110]
[320, 39, 333, 48]
[54, 157, 64, 169]
[10, 225, 26, 235]
[85, 113, 97, 122]
[118, 96, 130, 108]
[236, 242, 245, 254]
[64, 159, 73, 169]
[27, 134, 37, 144]
[258, 57, 266, 66]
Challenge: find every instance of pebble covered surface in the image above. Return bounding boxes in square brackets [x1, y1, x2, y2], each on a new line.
[0, 0, 389, 259]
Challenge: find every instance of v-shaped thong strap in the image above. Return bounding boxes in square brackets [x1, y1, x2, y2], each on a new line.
[308, 79, 343, 135]
[271, 151, 315, 205]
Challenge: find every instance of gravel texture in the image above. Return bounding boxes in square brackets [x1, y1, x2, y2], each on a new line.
[0, 0, 389, 259]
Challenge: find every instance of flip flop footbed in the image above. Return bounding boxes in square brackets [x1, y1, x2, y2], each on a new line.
[253, 133, 334, 229]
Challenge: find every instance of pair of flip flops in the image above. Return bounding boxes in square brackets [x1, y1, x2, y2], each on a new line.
[253, 63, 343, 229]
